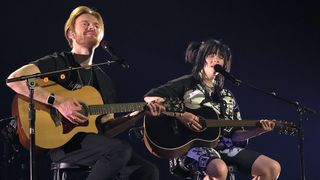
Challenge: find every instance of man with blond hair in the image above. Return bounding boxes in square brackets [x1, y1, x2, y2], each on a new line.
[7, 6, 161, 180]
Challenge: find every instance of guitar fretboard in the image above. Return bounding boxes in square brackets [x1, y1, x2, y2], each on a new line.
[206, 120, 259, 127]
[88, 102, 146, 115]
[205, 120, 290, 128]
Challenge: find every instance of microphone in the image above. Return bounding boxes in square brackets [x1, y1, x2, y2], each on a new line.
[100, 40, 130, 69]
[214, 64, 241, 85]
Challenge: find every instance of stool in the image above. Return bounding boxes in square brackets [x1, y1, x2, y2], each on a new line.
[51, 162, 91, 180]
[51, 162, 137, 180]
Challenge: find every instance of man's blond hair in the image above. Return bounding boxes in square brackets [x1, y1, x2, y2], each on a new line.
[64, 6, 104, 47]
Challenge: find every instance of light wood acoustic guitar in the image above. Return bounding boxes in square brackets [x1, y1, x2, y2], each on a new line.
[12, 80, 183, 149]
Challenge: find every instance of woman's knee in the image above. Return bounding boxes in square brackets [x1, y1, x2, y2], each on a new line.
[206, 159, 228, 179]
[262, 160, 281, 179]
[269, 160, 281, 177]
[252, 155, 281, 178]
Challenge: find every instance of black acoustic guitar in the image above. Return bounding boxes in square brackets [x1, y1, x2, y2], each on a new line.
[143, 106, 298, 159]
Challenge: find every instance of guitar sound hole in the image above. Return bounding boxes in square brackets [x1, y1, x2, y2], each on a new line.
[79, 102, 89, 117]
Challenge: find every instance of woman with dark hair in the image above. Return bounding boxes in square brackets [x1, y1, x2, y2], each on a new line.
[144, 39, 281, 180]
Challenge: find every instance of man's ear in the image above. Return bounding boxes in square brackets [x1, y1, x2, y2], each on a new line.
[67, 29, 75, 40]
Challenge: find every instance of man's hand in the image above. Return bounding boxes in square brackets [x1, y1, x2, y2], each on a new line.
[54, 96, 88, 124]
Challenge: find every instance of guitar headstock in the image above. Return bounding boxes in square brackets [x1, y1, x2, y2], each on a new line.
[276, 121, 300, 136]
[162, 98, 185, 113]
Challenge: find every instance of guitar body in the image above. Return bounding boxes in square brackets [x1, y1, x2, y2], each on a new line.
[12, 81, 103, 149]
[144, 106, 221, 158]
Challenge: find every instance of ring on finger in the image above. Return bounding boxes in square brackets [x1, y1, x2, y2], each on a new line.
[187, 121, 193, 127]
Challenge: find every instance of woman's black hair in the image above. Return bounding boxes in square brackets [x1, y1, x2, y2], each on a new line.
[185, 39, 232, 88]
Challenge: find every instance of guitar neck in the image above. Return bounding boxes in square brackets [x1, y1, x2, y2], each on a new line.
[205, 120, 285, 128]
[88, 102, 146, 115]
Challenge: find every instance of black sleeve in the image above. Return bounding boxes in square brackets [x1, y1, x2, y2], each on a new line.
[144, 75, 195, 100]
[30, 52, 67, 73]
[29, 52, 80, 88]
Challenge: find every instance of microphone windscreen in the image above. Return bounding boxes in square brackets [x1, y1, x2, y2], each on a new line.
[214, 64, 224, 73]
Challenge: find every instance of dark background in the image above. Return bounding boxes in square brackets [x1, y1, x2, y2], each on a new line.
[1, 0, 319, 179]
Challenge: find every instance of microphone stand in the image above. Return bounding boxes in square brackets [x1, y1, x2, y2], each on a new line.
[226, 77, 316, 180]
[6, 60, 126, 180]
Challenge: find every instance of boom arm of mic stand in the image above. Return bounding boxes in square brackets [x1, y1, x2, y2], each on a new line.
[238, 80, 316, 114]
[6, 62, 117, 84]
[105, 57, 130, 69]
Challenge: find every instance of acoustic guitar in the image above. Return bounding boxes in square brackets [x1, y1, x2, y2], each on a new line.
[143, 106, 299, 159]
[12, 80, 183, 149]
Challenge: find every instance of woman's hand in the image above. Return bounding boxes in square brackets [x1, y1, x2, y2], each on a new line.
[164, 111, 202, 132]
[257, 119, 276, 134]
[180, 112, 203, 131]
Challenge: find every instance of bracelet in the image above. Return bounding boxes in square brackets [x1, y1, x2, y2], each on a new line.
[172, 112, 183, 117]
